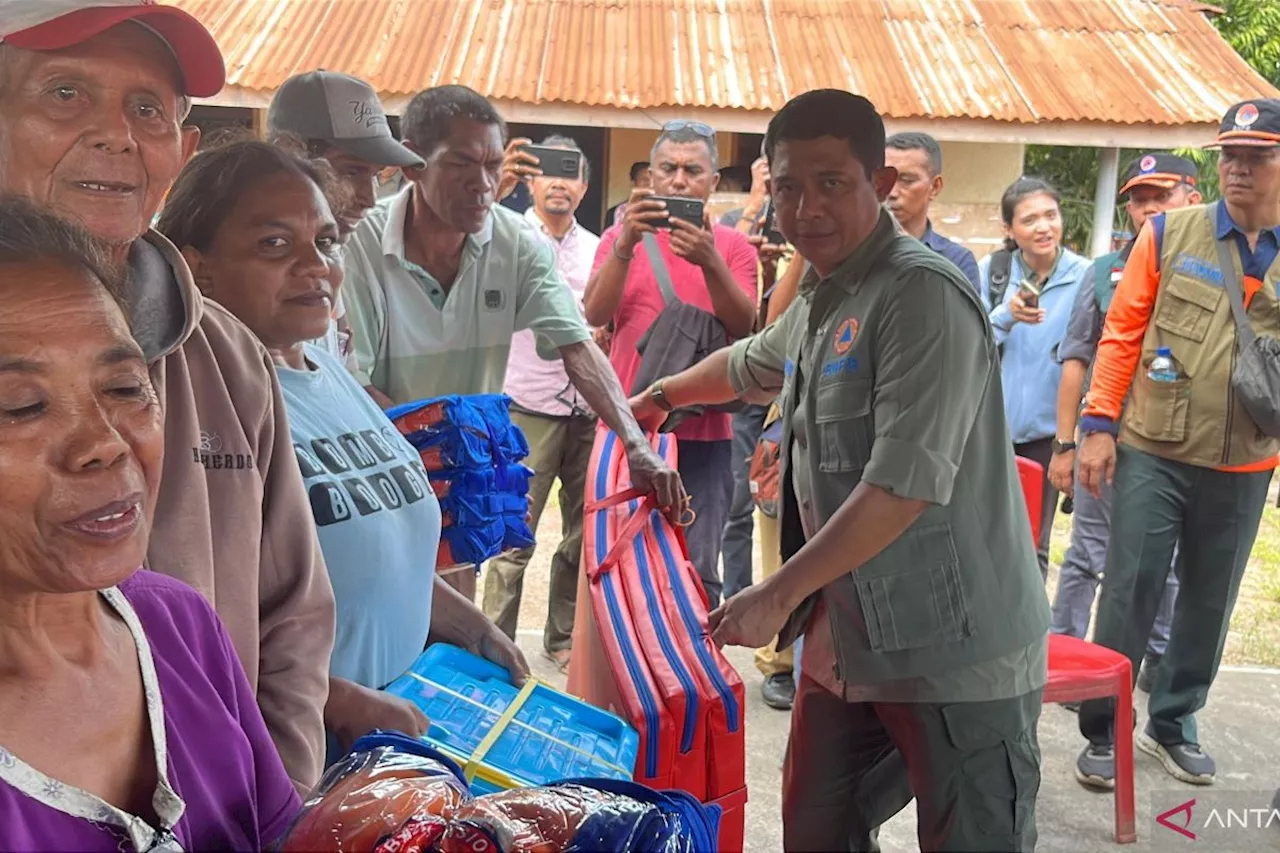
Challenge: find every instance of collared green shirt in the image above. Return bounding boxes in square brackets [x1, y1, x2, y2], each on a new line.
[341, 188, 592, 404]
[727, 210, 1049, 702]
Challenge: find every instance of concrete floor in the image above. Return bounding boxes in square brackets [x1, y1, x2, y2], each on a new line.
[493, 497, 1280, 852]
[512, 633, 1280, 853]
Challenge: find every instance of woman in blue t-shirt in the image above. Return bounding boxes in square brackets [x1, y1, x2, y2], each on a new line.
[980, 177, 1090, 580]
[157, 141, 529, 760]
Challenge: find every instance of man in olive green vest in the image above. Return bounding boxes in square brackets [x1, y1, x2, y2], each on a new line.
[1076, 99, 1280, 790]
[630, 89, 1050, 853]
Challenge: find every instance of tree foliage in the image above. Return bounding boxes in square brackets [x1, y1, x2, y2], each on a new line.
[1213, 0, 1280, 87]
[1022, 0, 1279, 252]
[1022, 146, 1141, 253]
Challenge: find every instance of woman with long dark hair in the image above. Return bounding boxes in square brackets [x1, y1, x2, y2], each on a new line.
[981, 177, 1090, 579]
[157, 141, 529, 764]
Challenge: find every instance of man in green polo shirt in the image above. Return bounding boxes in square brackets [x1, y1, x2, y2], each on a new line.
[342, 85, 684, 600]
[629, 89, 1050, 852]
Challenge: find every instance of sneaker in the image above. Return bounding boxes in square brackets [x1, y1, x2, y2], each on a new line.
[1136, 653, 1161, 694]
[761, 673, 795, 710]
[1137, 730, 1215, 785]
[1075, 743, 1116, 791]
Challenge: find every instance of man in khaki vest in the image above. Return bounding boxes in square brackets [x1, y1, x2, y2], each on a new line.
[1075, 99, 1280, 789]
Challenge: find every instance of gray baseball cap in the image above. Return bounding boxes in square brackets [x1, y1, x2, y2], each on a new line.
[267, 70, 423, 168]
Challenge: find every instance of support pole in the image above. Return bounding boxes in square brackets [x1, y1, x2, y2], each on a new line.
[1091, 147, 1121, 258]
[251, 107, 267, 139]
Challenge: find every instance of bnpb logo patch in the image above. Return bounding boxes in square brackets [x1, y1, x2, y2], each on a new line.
[1139, 155, 1157, 172]
[833, 317, 859, 355]
[1235, 103, 1260, 129]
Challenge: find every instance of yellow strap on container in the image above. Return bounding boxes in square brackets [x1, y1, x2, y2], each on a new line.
[464, 677, 538, 783]
[404, 672, 634, 781]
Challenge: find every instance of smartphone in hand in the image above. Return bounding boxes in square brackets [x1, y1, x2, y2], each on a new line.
[518, 145, 582, 179]
[650, 196, 705, 230]
[1017, 277, 1042, 308]
[761, 201, 786, 245]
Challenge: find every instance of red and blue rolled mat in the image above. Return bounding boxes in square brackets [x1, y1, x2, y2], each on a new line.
[567, 425, 747, 852]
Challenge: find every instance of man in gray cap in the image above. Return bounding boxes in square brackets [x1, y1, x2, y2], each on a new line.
[268, 71, 424, 361]
[269, 70, 423, 238]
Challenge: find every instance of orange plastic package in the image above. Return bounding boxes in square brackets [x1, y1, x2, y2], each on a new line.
[279, 733, 473, 853]
[392, 401, 450, 436]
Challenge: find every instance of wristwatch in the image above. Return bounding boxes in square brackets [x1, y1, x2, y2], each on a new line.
[650, 380, 674, 412]
[1052, 439, 1077, 455]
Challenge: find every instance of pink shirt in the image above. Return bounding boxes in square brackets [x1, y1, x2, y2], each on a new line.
[504, 209, 601, 417]
[593, 224, 758, 442]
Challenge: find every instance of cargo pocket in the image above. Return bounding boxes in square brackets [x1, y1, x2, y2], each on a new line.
[1128, 373, 1192, 443]
[815, 378, 874, 473]
[939, 698, 1040, 844]
[855, 524, 972, 652]
[1154, 274, 1221, 344]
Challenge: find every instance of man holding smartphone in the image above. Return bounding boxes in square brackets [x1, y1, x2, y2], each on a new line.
[584, 120, 758, 608]
[485, 135, 601, 669]
[717, 151, 798, 708]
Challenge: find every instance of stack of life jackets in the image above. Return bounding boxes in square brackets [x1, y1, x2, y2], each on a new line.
[387, 395, 536, 568]
[567, 426, 747, 852]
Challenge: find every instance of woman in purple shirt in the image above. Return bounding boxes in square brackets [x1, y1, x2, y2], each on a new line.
[0, 198, 300, 851]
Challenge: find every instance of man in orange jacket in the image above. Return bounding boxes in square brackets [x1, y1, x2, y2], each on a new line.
[1074, 99, 1280, 790]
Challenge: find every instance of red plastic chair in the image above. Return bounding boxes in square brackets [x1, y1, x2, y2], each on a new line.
[1015, 457, 1137, 844]
[1016, 456, 1045, 544]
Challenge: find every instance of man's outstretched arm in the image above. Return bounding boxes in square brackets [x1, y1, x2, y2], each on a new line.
[560, 340, 686, 511]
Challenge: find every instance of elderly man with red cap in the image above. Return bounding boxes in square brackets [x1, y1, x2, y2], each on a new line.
[1074, 99, 1280, 790]
[0, 0, 334, 798]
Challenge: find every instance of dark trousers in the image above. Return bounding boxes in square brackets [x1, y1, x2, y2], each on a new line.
[1051, 462, 1180, 657]
[1079, 446, 1270, 747]
[1014, 438, 1059, 580]
[721, 404, 769, 601]
[784, 676, 1043, 852]
[677, 439, 734, 609]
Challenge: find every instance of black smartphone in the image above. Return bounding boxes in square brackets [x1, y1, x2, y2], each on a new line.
[761, 201, 786, 245]
[651, 196, 705, 229]
[519, 145, 582, 180]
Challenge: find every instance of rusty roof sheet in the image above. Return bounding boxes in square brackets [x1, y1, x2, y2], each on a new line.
[173, 0, 1279, 125]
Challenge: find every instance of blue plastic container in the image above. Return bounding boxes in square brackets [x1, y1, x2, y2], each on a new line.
[385, 644, 640, 795]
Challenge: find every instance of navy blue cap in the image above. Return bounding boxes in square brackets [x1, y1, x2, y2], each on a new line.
[1118, 152, 1198, 196]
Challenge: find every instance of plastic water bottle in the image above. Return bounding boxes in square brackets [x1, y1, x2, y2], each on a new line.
[1147, 346, 1182, 383]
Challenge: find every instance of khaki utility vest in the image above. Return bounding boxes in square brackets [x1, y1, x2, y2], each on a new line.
[1120, 205, 1280, 468]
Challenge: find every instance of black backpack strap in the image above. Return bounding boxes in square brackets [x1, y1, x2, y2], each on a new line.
[987, 248, 1013, 309]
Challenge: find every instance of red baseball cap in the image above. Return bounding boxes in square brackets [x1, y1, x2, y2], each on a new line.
[0, 1, 225, 98]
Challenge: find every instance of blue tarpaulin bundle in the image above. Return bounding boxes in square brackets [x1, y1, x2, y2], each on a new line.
[387, 395, 535, 566]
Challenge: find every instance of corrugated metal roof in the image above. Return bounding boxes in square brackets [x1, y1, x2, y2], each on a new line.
[174, 0, 1279, 125]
